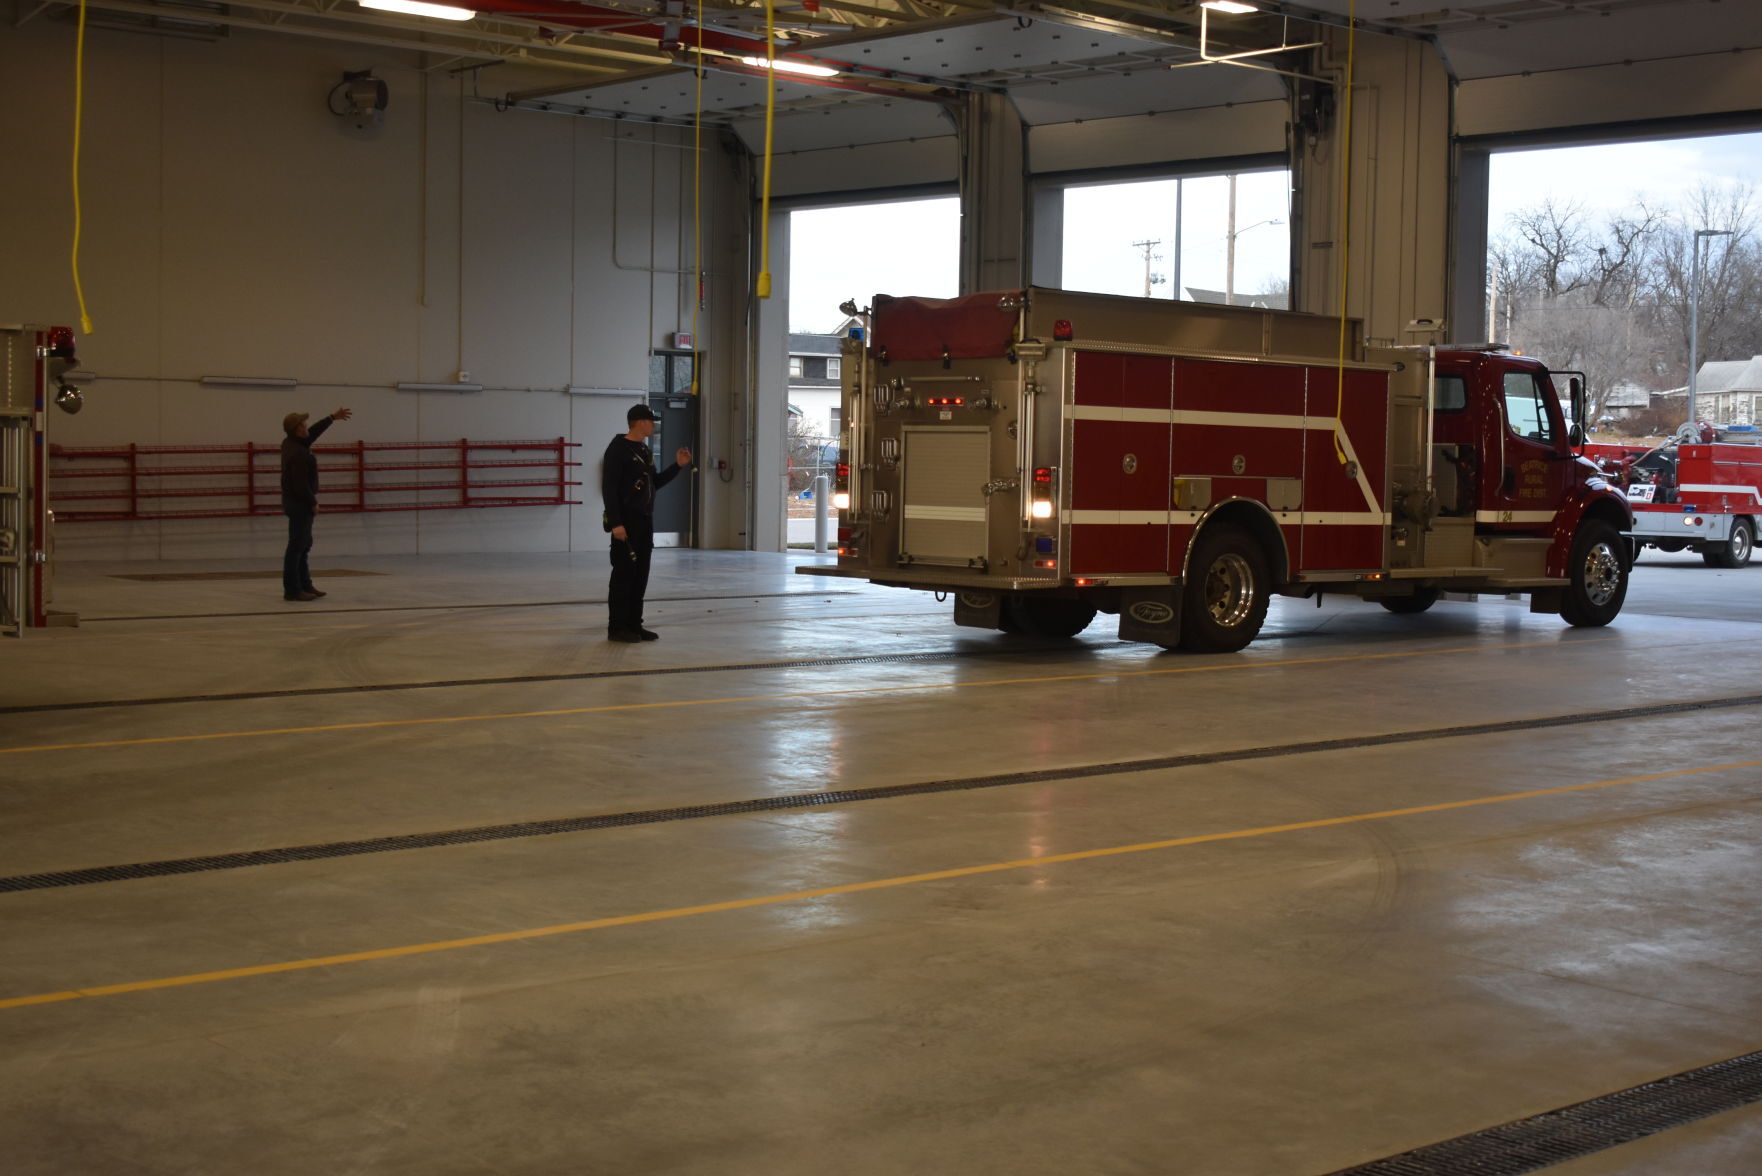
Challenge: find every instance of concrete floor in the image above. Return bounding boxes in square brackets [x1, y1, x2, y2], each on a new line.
[2, 548, 1760, 1175]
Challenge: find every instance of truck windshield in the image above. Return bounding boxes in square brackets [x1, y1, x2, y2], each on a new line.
[1433, 375, 1466, 411]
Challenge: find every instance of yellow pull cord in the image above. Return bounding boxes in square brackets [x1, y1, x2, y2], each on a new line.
[70, 0, 96, 335]
[1332, 0, 1357, 467]
[755, 0, 776, 299]
[690, 0, 704, 393]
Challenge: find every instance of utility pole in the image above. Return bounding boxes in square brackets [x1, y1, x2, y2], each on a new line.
[1688, 227, 1733, 428]
[1225, 173, 1237, 306]
[1132, 239, 1166, 298]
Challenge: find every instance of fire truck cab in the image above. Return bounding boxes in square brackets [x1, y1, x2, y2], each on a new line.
[799, 287, 1632, 653]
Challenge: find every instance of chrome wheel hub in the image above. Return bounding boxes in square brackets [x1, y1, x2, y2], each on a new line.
[1204, 552, 1255, 627]
[1583, 541, 1622, 606]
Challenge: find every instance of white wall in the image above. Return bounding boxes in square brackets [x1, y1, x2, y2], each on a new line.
[0, 21, 754, 561]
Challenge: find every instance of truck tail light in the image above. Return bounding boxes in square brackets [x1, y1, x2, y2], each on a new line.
[833, 457, 850, 510]
[1030, 466, 1055, 519]
[1052, 320, 1073, 341]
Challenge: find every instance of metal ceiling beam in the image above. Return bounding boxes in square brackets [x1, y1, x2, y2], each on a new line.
[52, 0, 638, 70]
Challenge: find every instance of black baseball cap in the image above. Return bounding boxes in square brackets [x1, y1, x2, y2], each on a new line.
[627, 404, 660, 423]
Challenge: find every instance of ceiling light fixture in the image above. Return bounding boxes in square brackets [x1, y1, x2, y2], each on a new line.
[358, 0, 476, 21]
[1200, 1, 1258, 13]
[738, 55, 839, 79]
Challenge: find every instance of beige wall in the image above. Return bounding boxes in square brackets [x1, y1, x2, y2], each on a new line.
[0, 21, 753, 560]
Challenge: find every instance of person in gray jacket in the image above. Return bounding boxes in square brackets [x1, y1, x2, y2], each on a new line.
[281, 407, 352, 601]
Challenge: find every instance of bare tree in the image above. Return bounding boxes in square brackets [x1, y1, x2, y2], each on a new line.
[1492, 183, 1762, 424]
[1641, 183, 1762, 382]
[785, 413, 834, 496]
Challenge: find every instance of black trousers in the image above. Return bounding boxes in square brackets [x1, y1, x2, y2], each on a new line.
[607, 532, 653, 633]
[283, 508, 315, 597]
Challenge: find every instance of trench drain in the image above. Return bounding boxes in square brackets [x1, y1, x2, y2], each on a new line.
[1321, 1048, 1762, 1175]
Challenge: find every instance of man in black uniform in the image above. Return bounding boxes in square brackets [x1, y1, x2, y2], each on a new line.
[602, 404, 691, 642]
[280, 407, 353, 602]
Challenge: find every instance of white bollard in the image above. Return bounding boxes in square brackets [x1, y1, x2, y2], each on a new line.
[813, 474, 831, 553]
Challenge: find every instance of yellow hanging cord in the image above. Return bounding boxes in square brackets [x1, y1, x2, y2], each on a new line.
[690, 0, 704, 393]
[1332, 0, 1357, 467]
[755, 0, 776, 299]
[70, 0, 96, 334]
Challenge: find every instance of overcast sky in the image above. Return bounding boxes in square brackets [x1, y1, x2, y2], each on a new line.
[1487, 131, 1762, 232]
[786, 131, 1762, 334]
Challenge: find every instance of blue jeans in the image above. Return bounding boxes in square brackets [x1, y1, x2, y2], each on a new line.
[283, 509, 315, 597]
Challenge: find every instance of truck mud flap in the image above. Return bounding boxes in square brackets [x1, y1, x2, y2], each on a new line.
[1118, 586, 1182, 648]
[1528, 587, 1564, 615]
[953, 591, 1003, 630]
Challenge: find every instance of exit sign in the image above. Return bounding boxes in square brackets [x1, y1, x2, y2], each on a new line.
[672, 332, 694, 349]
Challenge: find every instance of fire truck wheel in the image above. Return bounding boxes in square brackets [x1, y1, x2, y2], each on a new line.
[1561, 519, 1628, 627]
[1705, 518, 1753, 569]
[1178, 525, 1270, 652]
[1378, 589, 1439, 615]
[1003, 595, 1096, 638]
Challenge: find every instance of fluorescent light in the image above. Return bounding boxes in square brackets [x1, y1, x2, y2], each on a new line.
[1201, 1, 1258, 12]
[200, 376, 298, 388]
[738, 56, 839, 79]
[396, 381, 483, 393]
[359, 0, 476, 20]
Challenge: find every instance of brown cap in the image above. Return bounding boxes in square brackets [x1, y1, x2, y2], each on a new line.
[282, 412, 309, 436]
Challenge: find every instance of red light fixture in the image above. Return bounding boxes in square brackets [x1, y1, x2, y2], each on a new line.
[1032, 467, 1053, 484]
[1052, 320, 1073, 341]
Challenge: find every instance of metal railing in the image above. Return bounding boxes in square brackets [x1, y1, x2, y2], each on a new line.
[48, 438, 581, 521]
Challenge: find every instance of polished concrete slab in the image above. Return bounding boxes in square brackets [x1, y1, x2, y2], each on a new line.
[2, 550, 1759, 1175]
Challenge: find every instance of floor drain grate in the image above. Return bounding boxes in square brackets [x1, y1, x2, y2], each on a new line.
[110, 569, 386, 582]
[1322, 1049, 1762, 1175]
[5, 690, 1762, 894]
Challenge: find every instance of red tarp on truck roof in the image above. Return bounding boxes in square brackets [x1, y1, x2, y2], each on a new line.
[871, 290, 1022, 362]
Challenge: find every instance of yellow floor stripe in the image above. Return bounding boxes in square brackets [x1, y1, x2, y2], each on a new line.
[1, 635, 1605, 756]
[2, 756, 1751, 1013]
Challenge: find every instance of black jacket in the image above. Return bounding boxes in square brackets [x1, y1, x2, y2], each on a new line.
[602, 434, 680, 533]
[280, 416, 335, 512]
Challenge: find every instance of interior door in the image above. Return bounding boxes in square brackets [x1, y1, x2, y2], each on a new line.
[648, 352, 700, 547]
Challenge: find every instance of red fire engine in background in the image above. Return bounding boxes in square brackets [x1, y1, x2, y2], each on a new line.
[1584, 435, 1761, 568]
[801, 287, 1633, 652]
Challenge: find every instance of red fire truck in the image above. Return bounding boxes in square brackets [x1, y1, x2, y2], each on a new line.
[800, 287, 1633, 652]
[1584, 438, 1760, 568]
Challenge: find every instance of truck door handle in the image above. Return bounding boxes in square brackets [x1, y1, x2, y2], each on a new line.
[1501, 466, 1516, 495]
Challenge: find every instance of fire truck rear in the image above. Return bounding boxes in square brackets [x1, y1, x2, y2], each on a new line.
[800, 287, 1633, 652]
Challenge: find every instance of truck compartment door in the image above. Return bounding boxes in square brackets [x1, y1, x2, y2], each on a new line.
[1068, 352, 1173, 576]
[900, 427, 990, 567]
[1301, 366, 1390, 571]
